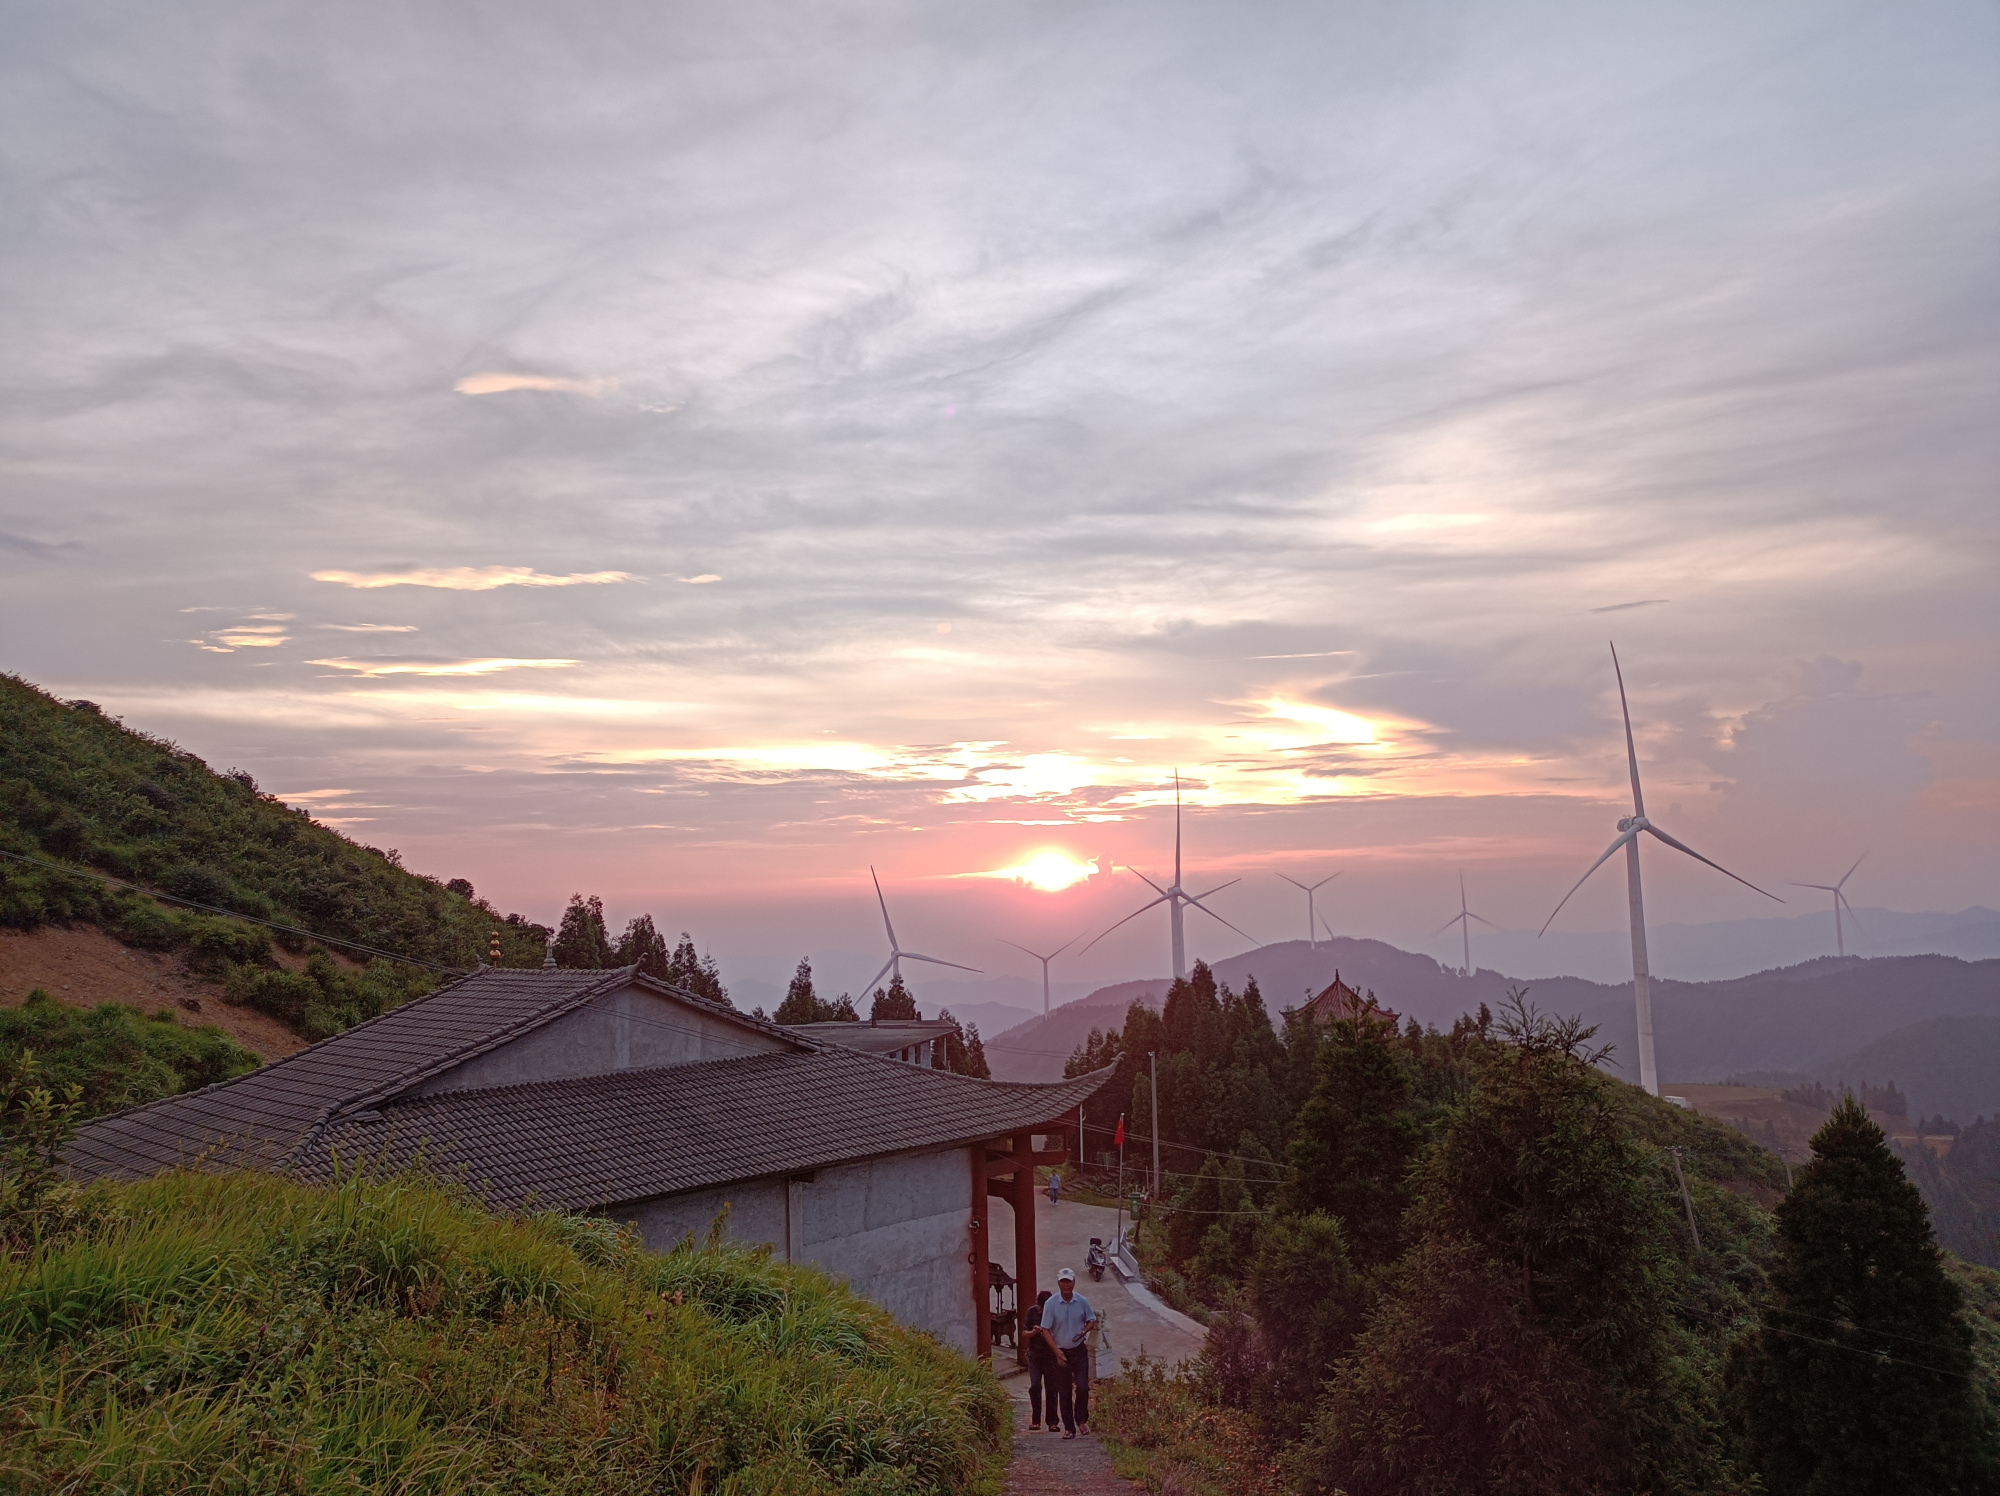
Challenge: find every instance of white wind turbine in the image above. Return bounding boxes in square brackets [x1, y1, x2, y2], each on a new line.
[1278, 871, 1341, 948]
[1541, 645, 1782, 1096]
[999, 934, 1080, 1017]
[1793, 853, 1867, 958]
[863, 867, 980, 993]
[1438, 871, 1496, 976]
[1083, 771, 1251, 980]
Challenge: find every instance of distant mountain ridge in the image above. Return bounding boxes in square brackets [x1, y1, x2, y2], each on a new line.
[983, 938, 2000, 1103]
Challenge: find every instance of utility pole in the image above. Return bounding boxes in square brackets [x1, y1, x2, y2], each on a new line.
[1116, 1112, 1126, 1251]
[1667, 1146, 1701, 1252]
[1150, 1050, 1162, 1203]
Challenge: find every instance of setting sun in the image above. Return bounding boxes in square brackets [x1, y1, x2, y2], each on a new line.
[976, 850, 1100, 892]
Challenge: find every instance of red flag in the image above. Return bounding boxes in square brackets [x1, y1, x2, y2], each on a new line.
[1113, 1115, 1126, 1148]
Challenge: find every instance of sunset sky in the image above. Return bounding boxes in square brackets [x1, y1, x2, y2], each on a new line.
[5, 1, 1996, 997]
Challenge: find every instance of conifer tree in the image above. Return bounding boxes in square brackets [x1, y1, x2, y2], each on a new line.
[870, 973, 918, 1021]
[663, 933, 731, 1008]
[1731, 1096, 1998, 1495]
[775, 958, 821, 1025]
[614, 913, 672, 980]
[936, 1009, 990, 1077]
[551, 894, 613, 969]
[1280, 1010, 1422, 1268]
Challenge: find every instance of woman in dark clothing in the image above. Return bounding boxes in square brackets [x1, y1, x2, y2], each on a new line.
[1022, 1290, 1066, 1431]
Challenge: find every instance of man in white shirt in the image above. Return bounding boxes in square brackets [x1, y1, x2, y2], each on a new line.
[1040, 1268, 1099, 1436]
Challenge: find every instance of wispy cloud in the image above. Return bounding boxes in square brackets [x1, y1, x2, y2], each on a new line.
[682, 574, 722, 585]
[310, 567, 640, 591]
[307, 657, 580, 677]
[1590, 599, 1672, 614]
[319, 623, 419, 632]
[454, 373, 618, 397]
[0, 530, 77, 560]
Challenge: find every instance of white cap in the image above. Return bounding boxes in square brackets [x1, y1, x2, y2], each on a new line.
[1056, 1267, 1076, 1281]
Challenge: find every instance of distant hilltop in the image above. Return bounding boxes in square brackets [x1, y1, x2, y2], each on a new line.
[983, 936, 2000, 1127]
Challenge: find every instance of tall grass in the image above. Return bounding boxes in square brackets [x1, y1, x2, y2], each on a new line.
[0, 1170, 1008, 1494]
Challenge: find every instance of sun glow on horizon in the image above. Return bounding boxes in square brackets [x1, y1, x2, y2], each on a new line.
[967, 850, 1100, 892]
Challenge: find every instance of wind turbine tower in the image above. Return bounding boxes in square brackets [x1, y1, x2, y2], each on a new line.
[1000, 935, 1079, 1017]
[1541, 646, 1782, 1096]
[1278, 871, 1341, 948]
[1084, 771, 1251, 980]
[864, 867, 980, 993]
[1438, 872, 1497, 976]
[1794, 853, 1867, 958]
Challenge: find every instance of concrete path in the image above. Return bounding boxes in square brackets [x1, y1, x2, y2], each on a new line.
[990, 1197, 1206, 1372]
[1001, 1373, 1137, 1494]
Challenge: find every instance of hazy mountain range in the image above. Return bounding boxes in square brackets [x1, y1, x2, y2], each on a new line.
[979, 937, 2000, 1126]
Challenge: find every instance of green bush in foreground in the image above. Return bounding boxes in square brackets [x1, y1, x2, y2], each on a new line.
[0, 1170, 1009, 1495]
[0, 990, 258, 1118]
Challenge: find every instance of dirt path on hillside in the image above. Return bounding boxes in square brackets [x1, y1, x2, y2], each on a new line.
[0, 925, 306, 1062]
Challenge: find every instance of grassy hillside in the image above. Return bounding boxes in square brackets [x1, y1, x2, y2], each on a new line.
[0, 1169, 1008, 1495]
[0, 674, 553, 1034]
[0, 988, 258, 1118]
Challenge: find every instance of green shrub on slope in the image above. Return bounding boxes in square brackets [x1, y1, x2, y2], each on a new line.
[0, 1170, 1008, 1495]
[0, 675, 550, 971]
[0, 990, 258, 1118]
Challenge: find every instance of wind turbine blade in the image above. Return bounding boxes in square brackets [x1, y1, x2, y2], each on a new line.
[863, 956, 895, 992]
[1642, 824, 1783, 901]
[1080, 894, 1172, 954]
[1436, 913, 1467, 936]
[1839, 890, 1864, 939]
[1790, 882, 1838, 892]
[1318, 912, 1335, 943]
[1173, 770, 1183, 887]
[998, 939, 1046, 961]
[1469, 912, 1501, 929]
[1124, 865, 1170, 898]
[1539, 830, 1637, 936]
[902, 952, 983, 974]
[1183, 891, 1254, 942]
[1609, 642, 1647, 818]
[1277, 874, 1309, 891]
[870, 867, 900, 948]
[1837, 850, 1868, 890]
[1310, 873, 1341, 892]
[1190, 878, 1239, 901]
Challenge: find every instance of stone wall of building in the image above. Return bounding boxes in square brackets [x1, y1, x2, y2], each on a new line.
[418, 983, 789, 1094]
[612, 1145, 976, 1355]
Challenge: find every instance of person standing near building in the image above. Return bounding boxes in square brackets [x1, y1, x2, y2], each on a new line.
[1041, 1268, 1099, 1437]
[1021, 1289, 1061, 1432]
[1048, 1169, 1062, 1207]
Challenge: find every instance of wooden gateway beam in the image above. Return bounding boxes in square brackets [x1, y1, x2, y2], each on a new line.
[970, 1123, 1075, 1361]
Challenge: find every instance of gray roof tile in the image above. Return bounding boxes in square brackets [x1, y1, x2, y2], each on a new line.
[299, 1045, 1111, 1210]
[64, 967, 1109, 1206]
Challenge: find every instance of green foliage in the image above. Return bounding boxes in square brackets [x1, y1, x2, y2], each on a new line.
[775, 958, 860, 1025]
[0, 989, 257, 1116]
[551, 893, 614, 968]
[227, 951, 436, 1040]
[0, 673, 552, 972]
[1730, 1097, 1999, 1494]
[1279, 1013, 1424, 1268]
[0, 1169, 1009, 1494]
[1905, 1118, 2000, 1269]
[870, 973, 919, 1021]
[0, 1045, 87, 1254]
[935, 1009, 990, 1078]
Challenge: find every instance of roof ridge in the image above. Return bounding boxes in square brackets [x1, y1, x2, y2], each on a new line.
[306, 966, 640, 1126]
[56, 961, 500, 1134]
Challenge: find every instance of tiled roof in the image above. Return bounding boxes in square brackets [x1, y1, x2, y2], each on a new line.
[790, 1019, 959, 1056]
[64, 966, 801, 1181]
[298, 1046, 1113, 1211]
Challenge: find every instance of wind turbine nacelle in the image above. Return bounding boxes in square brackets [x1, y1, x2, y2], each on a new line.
[1617, 815, 1651, 833]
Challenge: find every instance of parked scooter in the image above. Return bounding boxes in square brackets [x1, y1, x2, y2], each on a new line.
[1086, 1237, 1107, 1281]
